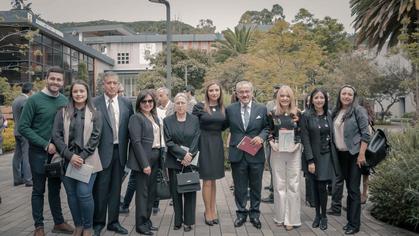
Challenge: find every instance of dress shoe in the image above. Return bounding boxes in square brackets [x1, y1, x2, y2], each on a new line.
[261, 195, 274, 204]
[33, 226, 45, 236]
[184, 225, 192, 232]
[264, 186, 270, 190]
[204, 213, 213, 226]
[119, 205, 129, 214]
[319, 217, 328, 230]
[326, 208, 341, 216]
[169, 200, 173, 206]
[14, 181, 24, 186]
[285, 225, 294, 231]
[152, 207, 160, 215]
[212, 218, 219, 224]
[343, 224, 350, 231]
[93, 225, 103, 236]
[52, 222, 74, 234]
[136, 228, 153, 235]
[250, 218, 261, 229]
[234, 217, 246, 227]
[173, 225, 181, 230]
[345, 227, 360, 235]
[312, 217, 320, 228]
[107, 223, 128, 234]
[25, 181, 33, 187]
[149, 225, 158, 231]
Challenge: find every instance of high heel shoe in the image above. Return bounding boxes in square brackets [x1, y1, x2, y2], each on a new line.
[204, 213, 213, 226]
[212, 218, 219, 224]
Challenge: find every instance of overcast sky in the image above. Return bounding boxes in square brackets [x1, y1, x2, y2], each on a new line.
[0, 0, 355, 33]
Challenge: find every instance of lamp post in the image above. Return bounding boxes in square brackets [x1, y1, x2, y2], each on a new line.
[149, 0, 172, 97]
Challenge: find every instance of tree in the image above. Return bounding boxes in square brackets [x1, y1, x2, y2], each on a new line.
[77, 62, 88, 82]
[195, 19, 216, 33]
[239, 4, 285, 25]
[214, 26, 254, 63]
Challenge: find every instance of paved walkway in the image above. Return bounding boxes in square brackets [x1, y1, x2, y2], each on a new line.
[0, 152, 417, 236]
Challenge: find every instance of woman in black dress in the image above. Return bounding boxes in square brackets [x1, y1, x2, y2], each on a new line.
[164, 93, 200, 232]
[192, 81, 226, 226]
[300, 88, 341, 231]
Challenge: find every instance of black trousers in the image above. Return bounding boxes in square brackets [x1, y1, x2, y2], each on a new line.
[309, 175, 328, 218]
[134, 149, 160, 231]
[93, 145, 124, 226]
[338, 151, 362, 229]
[231, 158, 264, 219]
[330, 168, 345, 212]
[168, 168, 196, 227]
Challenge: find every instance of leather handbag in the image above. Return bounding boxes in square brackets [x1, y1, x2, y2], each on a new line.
[44, 153, 64, 178]
[366, 127, 390, 167]
[176, 166, 201, 194]
[156, 169, 171, 200]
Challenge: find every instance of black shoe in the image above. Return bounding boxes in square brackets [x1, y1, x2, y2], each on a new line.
[264, 186, 270, 190]
[212, 218, 219, 224]
[152, 207, 159, 215]
[119, 206, 129, 214]
[184, 225, 192, 232]
[169, 200, 173, 206]
[173, 225, 181, 230]
[250, 218, 261, 229]
[343, 224, 350, 231]
[204, 213, 213, 226]
[234, 217, 246, 227]
[312, 217, 320, 228]
[93, 225, 104, 236]
[343, 206, 347, 211]
[345, 227, 359, 235]
[149, 225, 158, 231]
[136, 228, 153, 235]
[13, 181, 24, 186]
[25, 181, 33, 187]
[261, 196, 274, 204]
[319, 218, 328, 230]
[107, 223, 128, 234]
[326, 208, 341, 216]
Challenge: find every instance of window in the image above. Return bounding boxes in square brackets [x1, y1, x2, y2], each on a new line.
[117, 52, 129, 64]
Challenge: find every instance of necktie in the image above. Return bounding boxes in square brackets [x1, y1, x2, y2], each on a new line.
[108, 99, 117, 142]
[243, 105, 250, 130]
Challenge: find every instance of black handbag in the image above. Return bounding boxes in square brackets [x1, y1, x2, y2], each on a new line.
[44, 153, 64, 178]
[366, 127, 390, 167]
[156, 169, 171, 200]
[176, 166, 201, 194]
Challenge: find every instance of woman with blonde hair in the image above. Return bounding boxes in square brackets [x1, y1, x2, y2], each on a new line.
[192, 81, 226, 226]
[268, 85, 302, 231]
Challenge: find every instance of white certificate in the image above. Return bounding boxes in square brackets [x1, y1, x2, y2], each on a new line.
[65, 164, 93, 183]
[277, 130, 295, 152]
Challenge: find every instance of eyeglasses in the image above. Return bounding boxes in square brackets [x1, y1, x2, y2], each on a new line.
[140, 99, 154, 104]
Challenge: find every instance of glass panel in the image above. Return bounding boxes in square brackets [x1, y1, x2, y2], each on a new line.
[31, 42, 43, 64]
[53, 49, 63, 67]
[63, 45, 70, 54]
[43, 35, 52, 47]
[44, 46, 53, 66]
[53, 40, 62, 51]
[63, 53, 71, 70]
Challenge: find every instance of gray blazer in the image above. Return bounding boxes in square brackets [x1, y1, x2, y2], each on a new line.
[12, 94, 28, 136]
[336, 105, 371, 155]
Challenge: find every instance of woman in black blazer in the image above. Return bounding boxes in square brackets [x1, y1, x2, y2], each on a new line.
[127, 90, 161, 235]
[332, 85, 370, 235]
[163, 93, 200, 232]
[300, 88, 341, 231]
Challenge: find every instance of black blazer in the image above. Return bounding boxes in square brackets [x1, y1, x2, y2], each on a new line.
[127, 112, 160, 171]
[163, 113, 200, 170]
[93, 95, 134, 169]
[300, 111, 341, 176]
[225, 102, 269, 164]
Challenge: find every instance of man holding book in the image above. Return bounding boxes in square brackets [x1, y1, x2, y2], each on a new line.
[225, 81, 269, 229]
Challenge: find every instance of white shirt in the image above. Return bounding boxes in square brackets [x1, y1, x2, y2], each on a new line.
[104, 94, 120, 144]
[240, 101, 252, 128]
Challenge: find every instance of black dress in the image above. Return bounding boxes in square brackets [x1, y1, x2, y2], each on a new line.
[193, 102, 226, 180]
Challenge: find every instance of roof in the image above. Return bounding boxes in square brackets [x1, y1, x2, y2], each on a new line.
[0, 10, 114, 66]
[61, 24, 136, 37]
[84, 33, 223, 44]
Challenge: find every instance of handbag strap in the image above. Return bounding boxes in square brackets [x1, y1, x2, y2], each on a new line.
[180, 165, 195, 174]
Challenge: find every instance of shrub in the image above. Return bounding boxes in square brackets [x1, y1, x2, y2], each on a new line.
[369, 127, 419, 232]
[2, 120, 15, 153]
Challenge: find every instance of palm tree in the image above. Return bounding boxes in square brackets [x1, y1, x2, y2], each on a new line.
[214, 26, 254, 63]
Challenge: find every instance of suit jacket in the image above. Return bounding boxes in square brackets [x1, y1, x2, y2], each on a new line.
[127, 112, 160, 171]
[163, 113, 200, 170]
[93, 95, 134, 169]
[225, 102, 269, 163]
[300, 111, 341, 176]
[12, 94, 28, 136]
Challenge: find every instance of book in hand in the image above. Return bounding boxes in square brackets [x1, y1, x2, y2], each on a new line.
[237, 136, 262, 156]
[65, 163, 93, 183]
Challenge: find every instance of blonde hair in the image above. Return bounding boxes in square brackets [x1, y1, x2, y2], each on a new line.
[174, 92, 188, 102]
[275, 85, 298, 116]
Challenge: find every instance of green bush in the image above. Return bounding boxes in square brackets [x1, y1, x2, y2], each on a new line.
[2, 120, 16, 153]
[369, 127, 419, 232]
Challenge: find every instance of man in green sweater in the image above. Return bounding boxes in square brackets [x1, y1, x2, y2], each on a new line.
[19, 66, 74, 236]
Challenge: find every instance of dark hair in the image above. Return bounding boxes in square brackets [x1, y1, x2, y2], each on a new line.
[332, 85, 358, 119]
[308, 88, 329, 115]
[21, 82, 33, 94]
[46, 66, 64, 79]
[65, 80, 95, 118]
[304, 94, 311, 110]
[203, 81, 225, 115]
[135, 89, 157, 115]
[185, 85, 195, 96]
[358, 97, 375, 125]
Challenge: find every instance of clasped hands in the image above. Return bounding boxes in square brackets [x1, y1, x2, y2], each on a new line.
[181, 152, 193, 166]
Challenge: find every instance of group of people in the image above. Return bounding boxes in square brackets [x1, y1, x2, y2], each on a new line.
[10, 64, 371, 236]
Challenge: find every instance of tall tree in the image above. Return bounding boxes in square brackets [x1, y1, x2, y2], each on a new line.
[239, 4, 285, 25]
[195, 19, 216, 33]
[214, 26, 254, 63]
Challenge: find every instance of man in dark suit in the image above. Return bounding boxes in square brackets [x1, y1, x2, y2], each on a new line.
[12, 82, 34, 187]
[93, 72, 134, 236]
[225, 81, 269, 229]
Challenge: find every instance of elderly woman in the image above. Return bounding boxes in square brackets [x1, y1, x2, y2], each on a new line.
[164, 93, 200, 232]
[332, 85, 370, 235]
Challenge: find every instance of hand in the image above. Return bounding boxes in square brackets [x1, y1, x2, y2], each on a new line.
[357, 153, 366, 168]
[250, 136, 263, 146]
[269, 140, 278, 152]
[181, 159, 191, 166]
[184, 153, 193, 163]
[70, 154, 83, 169]
[143, 166, 151, 175]
[308, 163, 316, 174]
[47, 143, 57, 155]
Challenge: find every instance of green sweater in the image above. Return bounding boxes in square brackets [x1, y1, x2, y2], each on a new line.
[19, 91, 68, 149]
